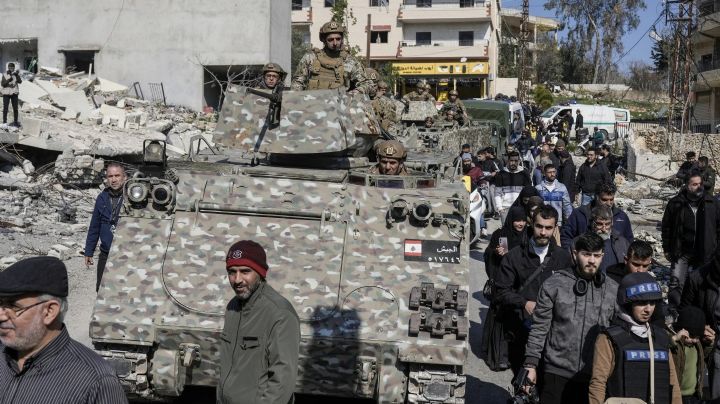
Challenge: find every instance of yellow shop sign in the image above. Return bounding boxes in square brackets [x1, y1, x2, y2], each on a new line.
[392, 62, 489, 76]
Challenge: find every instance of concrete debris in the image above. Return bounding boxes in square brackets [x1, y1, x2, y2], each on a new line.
[54, 152, 105, 185]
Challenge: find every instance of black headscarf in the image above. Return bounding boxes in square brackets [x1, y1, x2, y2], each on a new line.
[510, 186, 540, 210]
[485, 206, 528, 279]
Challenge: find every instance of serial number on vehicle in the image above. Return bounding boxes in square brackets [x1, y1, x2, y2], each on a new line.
[403, 239, 461, 264]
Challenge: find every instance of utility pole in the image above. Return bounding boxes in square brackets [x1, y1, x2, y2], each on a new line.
[665, 0, 695, 149]
[517, 0, 530, 102]
[366, 14, 372, 67]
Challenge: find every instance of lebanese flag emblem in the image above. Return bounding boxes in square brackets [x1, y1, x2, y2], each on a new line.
[404, 240, 422, 256]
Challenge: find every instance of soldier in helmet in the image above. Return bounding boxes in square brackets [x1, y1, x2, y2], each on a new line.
[402, 81, 436, 103]
[258, 62, 286, 90]
[370, 140, 408, 176]
[365, 67, 380, 97]
[367, 71, 398, 132]
[291, 21, 372, 94]
[440, 89, 468, 125]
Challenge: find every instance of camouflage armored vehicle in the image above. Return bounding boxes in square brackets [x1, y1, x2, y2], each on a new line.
[90, 86, 470, 403]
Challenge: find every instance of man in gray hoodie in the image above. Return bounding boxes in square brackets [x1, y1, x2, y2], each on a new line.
[522, 232, 618, 404]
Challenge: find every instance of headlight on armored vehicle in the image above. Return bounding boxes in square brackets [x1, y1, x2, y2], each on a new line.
[152, 184, 173, 205]
[412, 201, 433, 223]
[128, 183, 149, 203]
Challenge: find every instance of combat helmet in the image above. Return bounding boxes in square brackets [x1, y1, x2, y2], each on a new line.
[377, 81, 389, 90]
[262, 62, 286, 79]
[376, 140, 407, 160]
[418, 80, 429, 91]
[319, 20, 347, 41]
[449, 89, 459, 96]
[365, 68, 380, 83]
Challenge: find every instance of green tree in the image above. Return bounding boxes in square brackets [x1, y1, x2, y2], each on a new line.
[291, 28, 310, 76]
[534, 33, 562, 84]
[558, 37, 594, 83]
[650, 39, 669, 73]
[533, 85, 554, 109]
[545, 0, 646, 83]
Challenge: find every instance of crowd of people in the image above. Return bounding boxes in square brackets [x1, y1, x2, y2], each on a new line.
[461, 113, 720, 403]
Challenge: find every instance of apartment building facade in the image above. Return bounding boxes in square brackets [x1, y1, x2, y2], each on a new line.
[0, 1, 290, 110]
[292, 0, 501, 99]
[694, 0, 720, 124]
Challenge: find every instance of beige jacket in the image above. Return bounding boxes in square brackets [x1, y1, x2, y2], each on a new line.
[589, 333, 682, 404]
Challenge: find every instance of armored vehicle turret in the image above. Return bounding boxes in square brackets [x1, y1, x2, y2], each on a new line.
[90, 87, 470, 403]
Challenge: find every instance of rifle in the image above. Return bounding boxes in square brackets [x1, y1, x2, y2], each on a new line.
[245, 85, 284, 164]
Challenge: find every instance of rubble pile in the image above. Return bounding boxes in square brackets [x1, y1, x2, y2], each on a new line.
[633, 126, 667, 153]
[0, 177, 98, 269]
[1, 68, 218, 164]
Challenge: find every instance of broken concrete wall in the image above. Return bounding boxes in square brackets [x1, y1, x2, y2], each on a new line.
[0, 0, 290, 110]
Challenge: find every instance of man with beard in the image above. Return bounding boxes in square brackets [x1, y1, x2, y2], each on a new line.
[494, 205, 572, 375]
[84, 163, 127, 291]
[0, 256, 127, 403]
[494, 150, 532, 224]
[461, 153, 483, 185]
[218, 240, 300, 404]
[577, 205, 629, 273]
[522, 233, 618, 404]
[663, 173, 720, 307]
[561, 182, 633, 251]
[576, 147, 611, 206]
[291, 21, 371, 93]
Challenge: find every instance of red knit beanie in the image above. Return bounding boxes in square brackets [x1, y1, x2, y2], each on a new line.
[225, 240, 269, 278]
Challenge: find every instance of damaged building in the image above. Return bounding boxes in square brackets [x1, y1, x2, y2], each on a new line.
[0, 1, 291, 111]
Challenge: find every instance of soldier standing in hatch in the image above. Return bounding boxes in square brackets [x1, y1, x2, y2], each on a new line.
[365, 67, 398, 132]
[370, 140, 408, 176]
[217, 240, 300, 404]
[258, 62, 286, 90]
[85, 163, 127, 292]
[291, 21, 372, 94]
[402, 81, 436, 103]
[440, 89, 468, 125]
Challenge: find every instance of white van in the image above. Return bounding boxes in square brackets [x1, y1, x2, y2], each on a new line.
[540, 104, 631, 140]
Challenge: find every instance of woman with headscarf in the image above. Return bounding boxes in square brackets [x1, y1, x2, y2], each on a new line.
[507, 186, 540, 223]
[485, 206, 529, 281]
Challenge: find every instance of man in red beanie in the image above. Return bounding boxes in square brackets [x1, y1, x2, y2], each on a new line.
[217, 240, 300, 404]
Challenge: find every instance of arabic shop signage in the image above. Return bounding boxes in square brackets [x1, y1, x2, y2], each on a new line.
[403, 239, 461, 264]
[392, 62, 489, 76]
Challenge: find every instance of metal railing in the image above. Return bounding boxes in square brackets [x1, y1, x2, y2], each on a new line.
[614, 119, 720, 136]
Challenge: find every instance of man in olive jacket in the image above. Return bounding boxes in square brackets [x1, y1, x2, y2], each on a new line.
[217, 240, 300, 404]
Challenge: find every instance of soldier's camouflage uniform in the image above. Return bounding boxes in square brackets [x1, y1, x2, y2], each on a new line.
[402, 91, 436, 103]
[291, 48, 372, 94]
[440, 99, 467, 117]
[371, 95, 398, 131]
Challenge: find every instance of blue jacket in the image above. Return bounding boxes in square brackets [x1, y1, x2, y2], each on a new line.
[536, 180, 573, 224]
[560, 203, 633, 250]
[84, 189, 123, 256]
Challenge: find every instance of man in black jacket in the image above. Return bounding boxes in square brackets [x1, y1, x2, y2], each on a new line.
[598, 144, 620, 177]
[663, 173, 720, 307]
[576, 148, 611, 206]
[494, 205, 573, 375]
[557, 150, 578, 202]
[679, 252, 720, 400]
[675, 151, 697, 186]
[606, 239, 654, 284]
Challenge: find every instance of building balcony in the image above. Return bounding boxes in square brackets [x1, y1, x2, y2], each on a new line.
[398, 0, 491, 23]
[291, 7, 312, 25]
[695, 59, 720, 91]
[396, 40, 489, 59]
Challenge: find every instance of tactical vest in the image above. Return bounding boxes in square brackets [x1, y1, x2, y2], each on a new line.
[308, 48, 347, 90]
[605, 324, 672, 404]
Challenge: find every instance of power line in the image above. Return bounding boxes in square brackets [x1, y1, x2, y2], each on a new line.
[610, 12, 665, 67]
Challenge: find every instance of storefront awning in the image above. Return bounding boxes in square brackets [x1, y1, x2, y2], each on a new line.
[392, 61, 489, 76]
